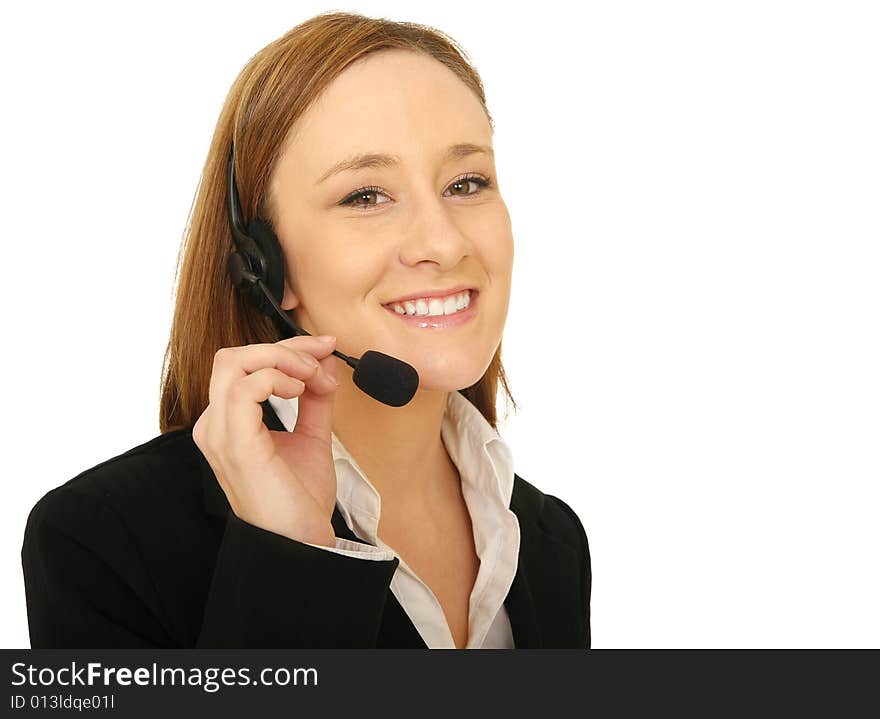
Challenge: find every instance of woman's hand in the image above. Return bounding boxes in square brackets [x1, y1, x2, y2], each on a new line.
[192, 335, 341, 546]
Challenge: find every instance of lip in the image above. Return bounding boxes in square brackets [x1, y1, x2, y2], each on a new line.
[383, 290, 479, 329]
[382, 285, 475, 305]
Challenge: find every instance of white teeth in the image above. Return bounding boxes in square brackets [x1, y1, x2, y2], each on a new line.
[390, 290, 472, 317]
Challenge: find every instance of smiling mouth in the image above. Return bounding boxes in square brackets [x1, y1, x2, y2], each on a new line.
[383, 289, 475, 317]
[381, 290, 478, 329]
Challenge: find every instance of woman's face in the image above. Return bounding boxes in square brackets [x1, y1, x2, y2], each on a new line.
[267, 49, 513, 391]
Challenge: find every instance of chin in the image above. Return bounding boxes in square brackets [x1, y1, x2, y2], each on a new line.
[406, 352, 492, 393]
[416, 375, 482, 393]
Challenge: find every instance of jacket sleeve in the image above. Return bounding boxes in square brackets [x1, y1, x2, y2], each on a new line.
[196, 512, 399, 647]
[22, 487, 400, 648]
[547, 495, 592, 649]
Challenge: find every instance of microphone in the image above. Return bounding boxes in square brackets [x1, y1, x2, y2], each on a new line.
[228, 254, 420, 407]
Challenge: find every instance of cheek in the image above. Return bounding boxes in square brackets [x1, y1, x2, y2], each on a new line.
[473, 204, 514, 271]
[483, 227, 514, 325]
[481, 230, 514, 283]
[295, 240, 386, 309]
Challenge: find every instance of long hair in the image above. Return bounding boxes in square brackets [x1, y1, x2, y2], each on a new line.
[159, 11, 517, 434]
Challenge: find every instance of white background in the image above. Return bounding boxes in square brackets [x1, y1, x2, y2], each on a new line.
[1, 0, 877, 648]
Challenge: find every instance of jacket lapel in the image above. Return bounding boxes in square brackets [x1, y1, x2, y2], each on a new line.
[504, 496, 543, 648]
[507, 480, 584, 648]
[199, 399, 548, 648]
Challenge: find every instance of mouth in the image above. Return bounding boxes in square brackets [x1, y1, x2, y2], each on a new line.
[382, 288, 475, 316]
[382, 289, 479, 329]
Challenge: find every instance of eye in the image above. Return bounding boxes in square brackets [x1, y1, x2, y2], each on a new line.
[443, 173, 493, 198]
[338, 185, 390, 210]
[338, 173, 493, 211]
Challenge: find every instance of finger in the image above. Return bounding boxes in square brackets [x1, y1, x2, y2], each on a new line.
[225, 367, 305, 450]
[209, 342, 336, 407]
[276, 334, 339, 359]
[275, 335, 339, 388]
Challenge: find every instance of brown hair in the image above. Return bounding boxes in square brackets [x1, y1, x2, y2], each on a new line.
[159, 11, 517, 434]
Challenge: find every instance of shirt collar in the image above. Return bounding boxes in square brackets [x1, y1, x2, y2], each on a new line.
[266, 390, 515, 528]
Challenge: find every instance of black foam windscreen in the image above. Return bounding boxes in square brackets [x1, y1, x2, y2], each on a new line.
[353, 351, 420, 407]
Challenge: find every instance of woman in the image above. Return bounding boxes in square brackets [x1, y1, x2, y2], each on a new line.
[21, 11, 590, 649]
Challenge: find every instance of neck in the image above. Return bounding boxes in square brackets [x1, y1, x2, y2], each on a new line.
[330, 371, 458, 514]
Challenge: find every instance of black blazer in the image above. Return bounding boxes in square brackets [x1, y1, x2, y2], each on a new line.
[21, 400, 591, 648]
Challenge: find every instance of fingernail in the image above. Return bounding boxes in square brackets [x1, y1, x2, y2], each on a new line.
[317, 335, 336, 343]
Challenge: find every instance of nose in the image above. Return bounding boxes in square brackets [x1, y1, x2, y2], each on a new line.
[396, 187, 473, 272]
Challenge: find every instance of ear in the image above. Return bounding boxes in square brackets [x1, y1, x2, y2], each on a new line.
[281, 280, 301, 312]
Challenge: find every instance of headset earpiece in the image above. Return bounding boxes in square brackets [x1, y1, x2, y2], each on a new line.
[242, 216, 286, 317]
[225, 141, 287, 323]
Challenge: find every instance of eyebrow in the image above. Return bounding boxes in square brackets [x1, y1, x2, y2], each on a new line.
[317, 143, 494, 184]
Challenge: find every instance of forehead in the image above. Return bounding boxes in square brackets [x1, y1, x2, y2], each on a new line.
[280, 49, 491, 172]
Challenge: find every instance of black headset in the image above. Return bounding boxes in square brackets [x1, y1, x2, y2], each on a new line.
[224, 139, 419, 406]
[225, 140, 296, 336]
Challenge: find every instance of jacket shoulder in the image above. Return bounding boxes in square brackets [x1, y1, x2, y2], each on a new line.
[24, 429, 204, 541]
[511, 472, 588, 555]
[21, 430, 208, 647]
[512, 472, 592, 648]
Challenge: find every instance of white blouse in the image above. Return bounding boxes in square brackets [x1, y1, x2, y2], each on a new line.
[266, 390, 521, 649]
